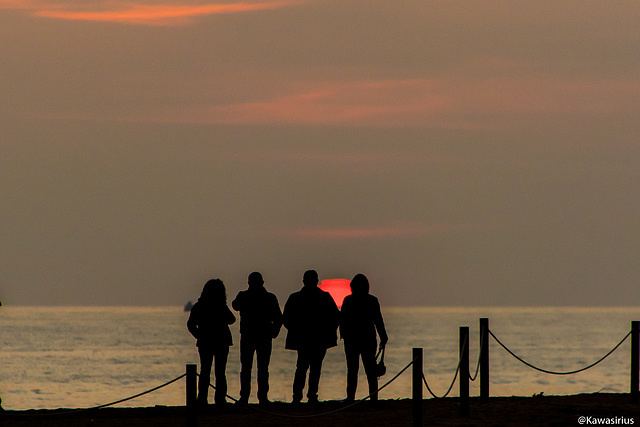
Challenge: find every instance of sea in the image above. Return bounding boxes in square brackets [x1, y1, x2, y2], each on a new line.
[1, 306, 639, 410]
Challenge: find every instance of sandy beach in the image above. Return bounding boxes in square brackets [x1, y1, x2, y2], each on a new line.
[3, 393, 640, 426]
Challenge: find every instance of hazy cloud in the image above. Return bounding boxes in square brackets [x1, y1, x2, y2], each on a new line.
[262, 222, 494, 241]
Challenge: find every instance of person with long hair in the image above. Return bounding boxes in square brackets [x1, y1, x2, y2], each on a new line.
[340, 274, 388, 402]
[187, 279, 236, 406]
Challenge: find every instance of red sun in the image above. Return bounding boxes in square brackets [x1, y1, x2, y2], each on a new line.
[319, 279, 351, 308]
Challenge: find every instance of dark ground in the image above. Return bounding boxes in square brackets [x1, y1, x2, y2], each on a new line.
[3, 394, 640, 426]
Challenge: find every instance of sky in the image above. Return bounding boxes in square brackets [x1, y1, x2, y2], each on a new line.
[1, 0, 639, 307]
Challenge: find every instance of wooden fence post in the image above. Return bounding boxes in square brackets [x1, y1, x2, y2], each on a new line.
[632, 321, 639, 403]
[187, 363, 198, 427]
[413, 347, 423, 427]
[459, 326, 469, 416]
[480, 318, 489, 402]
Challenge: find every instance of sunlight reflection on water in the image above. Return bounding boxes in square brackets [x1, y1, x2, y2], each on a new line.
[0, 306, 638, 409]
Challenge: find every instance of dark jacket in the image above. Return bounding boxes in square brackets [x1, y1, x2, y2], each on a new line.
[187, 300, 236, 350]
[340, 293, 388, 347]
[232, 286, 283, 340]
[283, 285, 340, 350]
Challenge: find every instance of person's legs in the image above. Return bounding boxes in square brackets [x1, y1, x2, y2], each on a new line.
[239, 338, 256, 403]
[344, 341, 361, 401]
[198, 348, 214, 405]
[292, 349, 311, 403]
[307, 348, 327, 402]
[361, 343, 378, 401]
[214, 346, 230, 404]
[256, 339, 273, 402]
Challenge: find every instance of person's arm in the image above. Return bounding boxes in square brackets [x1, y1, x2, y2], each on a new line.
[327, 293, 340, 330]
[271, 295, 283, 338]
[225, 306, 237, 325]
[282, 295, 294, 330]
[373, 298, 388, 346]
[231, 292, 243, 312]
[338, 300, 347, 340]
[186, 306, 200, 339]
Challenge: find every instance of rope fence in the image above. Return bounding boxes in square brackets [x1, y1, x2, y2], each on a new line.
[470, 319, 640, 406]
[421, 334, 465, 399]
[204, 358, 416, 419]
[413, 319, 640, 424]
[7, 318, 640, 426]
[489, 329, 631, 376]
[12, 374, 187, 417]
[468, 328, 485, 382]
[88, 374, 187, 410]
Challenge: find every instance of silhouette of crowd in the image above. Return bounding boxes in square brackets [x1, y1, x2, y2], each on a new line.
[187, 270, 387, 406]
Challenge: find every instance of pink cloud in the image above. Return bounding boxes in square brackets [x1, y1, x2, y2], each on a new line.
[37, 72, 640, 129]
[1, 1, 296, 25]
[160, 73, 640, 128]
[174, 79, 455, 127]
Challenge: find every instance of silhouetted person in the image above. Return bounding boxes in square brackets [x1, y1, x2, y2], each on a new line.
[283, 270, 340, 403]
[340, 274, 388, 402]
[232, 272, 283, 404]
[187, 279, 236, 406]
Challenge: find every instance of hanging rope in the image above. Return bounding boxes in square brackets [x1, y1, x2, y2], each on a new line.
[16, 374, 187, 416]
[87, 374, 187, 410]
[422, 335, 466, 398]
[489, 329, 631, 375]
[468, 330, 485, 382]
[207, 359, 415, 418]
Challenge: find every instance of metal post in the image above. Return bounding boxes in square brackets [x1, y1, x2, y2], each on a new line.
[632, 321, 639, 403]
[459, 326, 469, 416]
[187, 364, 198, 427]
[412, 348, 423, 427]
[480, 318, 489, 402]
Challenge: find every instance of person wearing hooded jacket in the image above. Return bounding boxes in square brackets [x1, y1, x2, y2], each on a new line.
[187, 279, 236, 406]
[340, 274, 388, 402]
[232, 272, 282, 404]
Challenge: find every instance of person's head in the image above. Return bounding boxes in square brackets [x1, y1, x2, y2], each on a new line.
[248, 271, 264, 288]
[200, 278, 226, 303]
[350, 274, 370, 295]
[302, 270, 319, 287]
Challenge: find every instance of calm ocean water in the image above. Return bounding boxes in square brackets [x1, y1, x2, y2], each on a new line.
[0, 306, 639, 410]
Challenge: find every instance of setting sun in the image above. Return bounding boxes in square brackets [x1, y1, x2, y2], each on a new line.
[319, 279, 351, 308]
